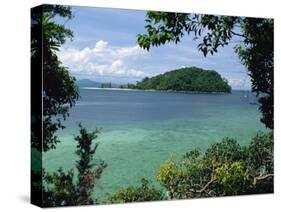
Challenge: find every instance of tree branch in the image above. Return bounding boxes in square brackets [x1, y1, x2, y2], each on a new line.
[253, 174, 274, 185]
[231, 30, 246, 38]
[196, 178, 214, 193]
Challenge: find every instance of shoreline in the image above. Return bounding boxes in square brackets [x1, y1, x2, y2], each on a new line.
[79, 86, 234, 94]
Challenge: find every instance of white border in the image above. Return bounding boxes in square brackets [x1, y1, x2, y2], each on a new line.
[0, 0, 280, 211]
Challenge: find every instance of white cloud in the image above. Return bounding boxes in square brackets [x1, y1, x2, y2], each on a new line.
[116, 45, 144, 58]
[110, 59, 123, 70]
[58, 40, 149, 81]
[228, 78, 251, 90]
[94, 40, 108, 51]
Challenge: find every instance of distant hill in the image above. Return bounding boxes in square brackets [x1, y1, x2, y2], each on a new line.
[132, 67, 231, 93]
[76, 79, 102, 87]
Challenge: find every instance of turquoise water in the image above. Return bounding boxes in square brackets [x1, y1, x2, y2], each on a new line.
[43, 89, 266, 199]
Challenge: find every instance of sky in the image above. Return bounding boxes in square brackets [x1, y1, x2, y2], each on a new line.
[57, 6, 251, 90]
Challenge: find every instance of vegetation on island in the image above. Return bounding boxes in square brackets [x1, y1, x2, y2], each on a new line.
[76, 79, 119, 88]
[100, 82, 113, 88]
[126, 67, 231, 93]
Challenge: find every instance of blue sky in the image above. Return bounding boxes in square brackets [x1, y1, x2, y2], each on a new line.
[57, 6, 251, 90]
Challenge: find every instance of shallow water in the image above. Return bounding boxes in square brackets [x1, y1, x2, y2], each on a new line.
[43, 89, 266, 199]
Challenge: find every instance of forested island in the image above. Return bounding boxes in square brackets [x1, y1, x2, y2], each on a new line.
[121, 67, 231, 93]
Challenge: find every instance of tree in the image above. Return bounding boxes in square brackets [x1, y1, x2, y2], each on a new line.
[108, 178, 163, 203]
[31, 5, 79, 152]
[155, 132, 273, 200]
[31, 5, 85, 207]
[43, 125, 107, 207]
[75, 124, 107, 205]
[137, 12, 273, 129]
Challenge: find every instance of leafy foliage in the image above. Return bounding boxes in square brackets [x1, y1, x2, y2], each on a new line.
[75, 124, 107, 205]
[31, 5, 79, 206]
[213, 161, 251, 195]
[108, 179, 163, 203]
[43, 169, 76, 206]
[235, 18, 273, 129]
[204, 137, 245, 163]
[137, 12, 273, 128]
[246, 132, 273, 174]
[155, 132, 273, 199]
[156, 160, 184, 199]
[131, 67, 231, 93]
[43, 125, 107, 207]
[31, 5, 79, 152]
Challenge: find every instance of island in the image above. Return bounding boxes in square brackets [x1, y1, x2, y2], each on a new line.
[120, 67, 231, 93]
[76, 79, 120, 89]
